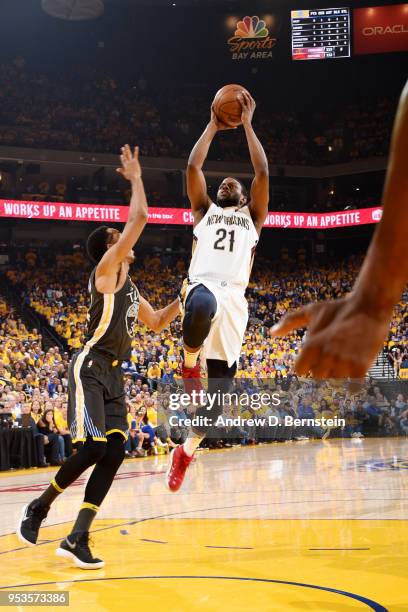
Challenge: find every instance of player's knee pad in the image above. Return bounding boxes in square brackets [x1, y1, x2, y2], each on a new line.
[52, 437, 107, 491]
[101, 434, 125, 469]
[183, 284, 217, 348]
[82, 437, 108, 465]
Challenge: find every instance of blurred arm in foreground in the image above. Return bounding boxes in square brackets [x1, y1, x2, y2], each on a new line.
[271, 80, 408, 379]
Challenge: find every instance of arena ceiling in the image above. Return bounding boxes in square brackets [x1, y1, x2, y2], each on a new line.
[104, 0, 256, 7]
[40, 0, 269, 20]
[40, 0, 402, 20]
[105, 0, 399, 6]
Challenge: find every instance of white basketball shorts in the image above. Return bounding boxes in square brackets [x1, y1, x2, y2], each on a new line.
[184, 279, 248, 368]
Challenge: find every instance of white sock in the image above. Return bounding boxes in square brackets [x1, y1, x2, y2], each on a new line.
[184, 348, 200, 369]
[183, 435, 204, 457]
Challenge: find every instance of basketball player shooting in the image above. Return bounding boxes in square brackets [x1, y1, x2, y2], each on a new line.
[166, 90, 269, 492]
[17, 145, 181, 569]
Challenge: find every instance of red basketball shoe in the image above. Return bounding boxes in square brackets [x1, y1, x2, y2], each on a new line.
[182, 362, 200, 378]
[182, 362, 202, 396]
[165, 445, 194, 492]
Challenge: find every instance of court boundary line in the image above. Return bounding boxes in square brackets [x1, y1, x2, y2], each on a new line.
[0, 574, 388, 611]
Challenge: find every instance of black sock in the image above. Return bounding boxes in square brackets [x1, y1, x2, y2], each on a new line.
[70, 504, 99, 536]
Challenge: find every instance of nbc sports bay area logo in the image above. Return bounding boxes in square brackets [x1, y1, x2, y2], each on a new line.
[228, 15, 277, 60]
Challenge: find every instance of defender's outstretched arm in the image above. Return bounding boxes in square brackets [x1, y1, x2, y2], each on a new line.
[138, 295, 180, 333]
[96, 145, 148, 292]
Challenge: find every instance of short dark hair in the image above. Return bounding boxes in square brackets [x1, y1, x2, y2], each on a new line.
[235, 178, 248, 198]
[86, 226, 110, 263]
[218, 177, 248, 198]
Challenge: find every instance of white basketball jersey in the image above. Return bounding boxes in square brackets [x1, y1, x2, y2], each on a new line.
[188, 203, 258, 290]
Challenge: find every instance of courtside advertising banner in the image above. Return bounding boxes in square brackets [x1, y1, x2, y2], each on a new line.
[0, 199, 383, 229]
[354, 4, 408, 55]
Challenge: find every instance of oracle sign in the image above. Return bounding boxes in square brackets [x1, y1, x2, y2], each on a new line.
[354, 4, 408, 54]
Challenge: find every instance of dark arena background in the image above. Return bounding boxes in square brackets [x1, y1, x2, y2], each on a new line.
[0, 0, 407, 610]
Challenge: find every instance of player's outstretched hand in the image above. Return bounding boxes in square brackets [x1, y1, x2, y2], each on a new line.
[270, 295, 391, 379]
[239, 91, 256, 126]
[210, 104, 237, 131]
[116, 144, 142, 182]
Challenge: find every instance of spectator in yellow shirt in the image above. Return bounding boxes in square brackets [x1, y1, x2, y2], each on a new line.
[147, 362, 162, 382]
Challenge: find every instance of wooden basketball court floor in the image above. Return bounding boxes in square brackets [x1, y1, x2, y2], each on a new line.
[0, 438, 407, 611]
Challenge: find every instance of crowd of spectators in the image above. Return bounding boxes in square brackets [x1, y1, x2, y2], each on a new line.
[158, 378, 408, 446]
[1, 173, 181, 209]
[0, 171, 381, 215]
[0, 245, 407, 469]
[5, 249, 408, 380]
[0, 61, 396, 166]
[0, 297, 71, 466]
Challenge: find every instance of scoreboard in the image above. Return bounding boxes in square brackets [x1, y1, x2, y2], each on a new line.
[291, 8, 351, 60]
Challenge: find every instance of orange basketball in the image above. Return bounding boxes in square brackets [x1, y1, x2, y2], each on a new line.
[212, 84, 251, 127]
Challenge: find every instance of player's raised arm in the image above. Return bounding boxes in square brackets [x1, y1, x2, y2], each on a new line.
[187, 106, 235, 225]
[96, 145, 148, 290]
[186, 119, 216, 225]
[138, 295, 180, 333]
[271, 80, 408, 379]
[352, 79, 408, 315]
[240, 92, 269, 234]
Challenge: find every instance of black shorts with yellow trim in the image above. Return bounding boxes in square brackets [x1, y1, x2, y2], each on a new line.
[68, 349, 128, 444]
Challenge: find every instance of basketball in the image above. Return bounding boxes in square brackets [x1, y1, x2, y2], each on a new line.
[213, 84, 251, 127]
